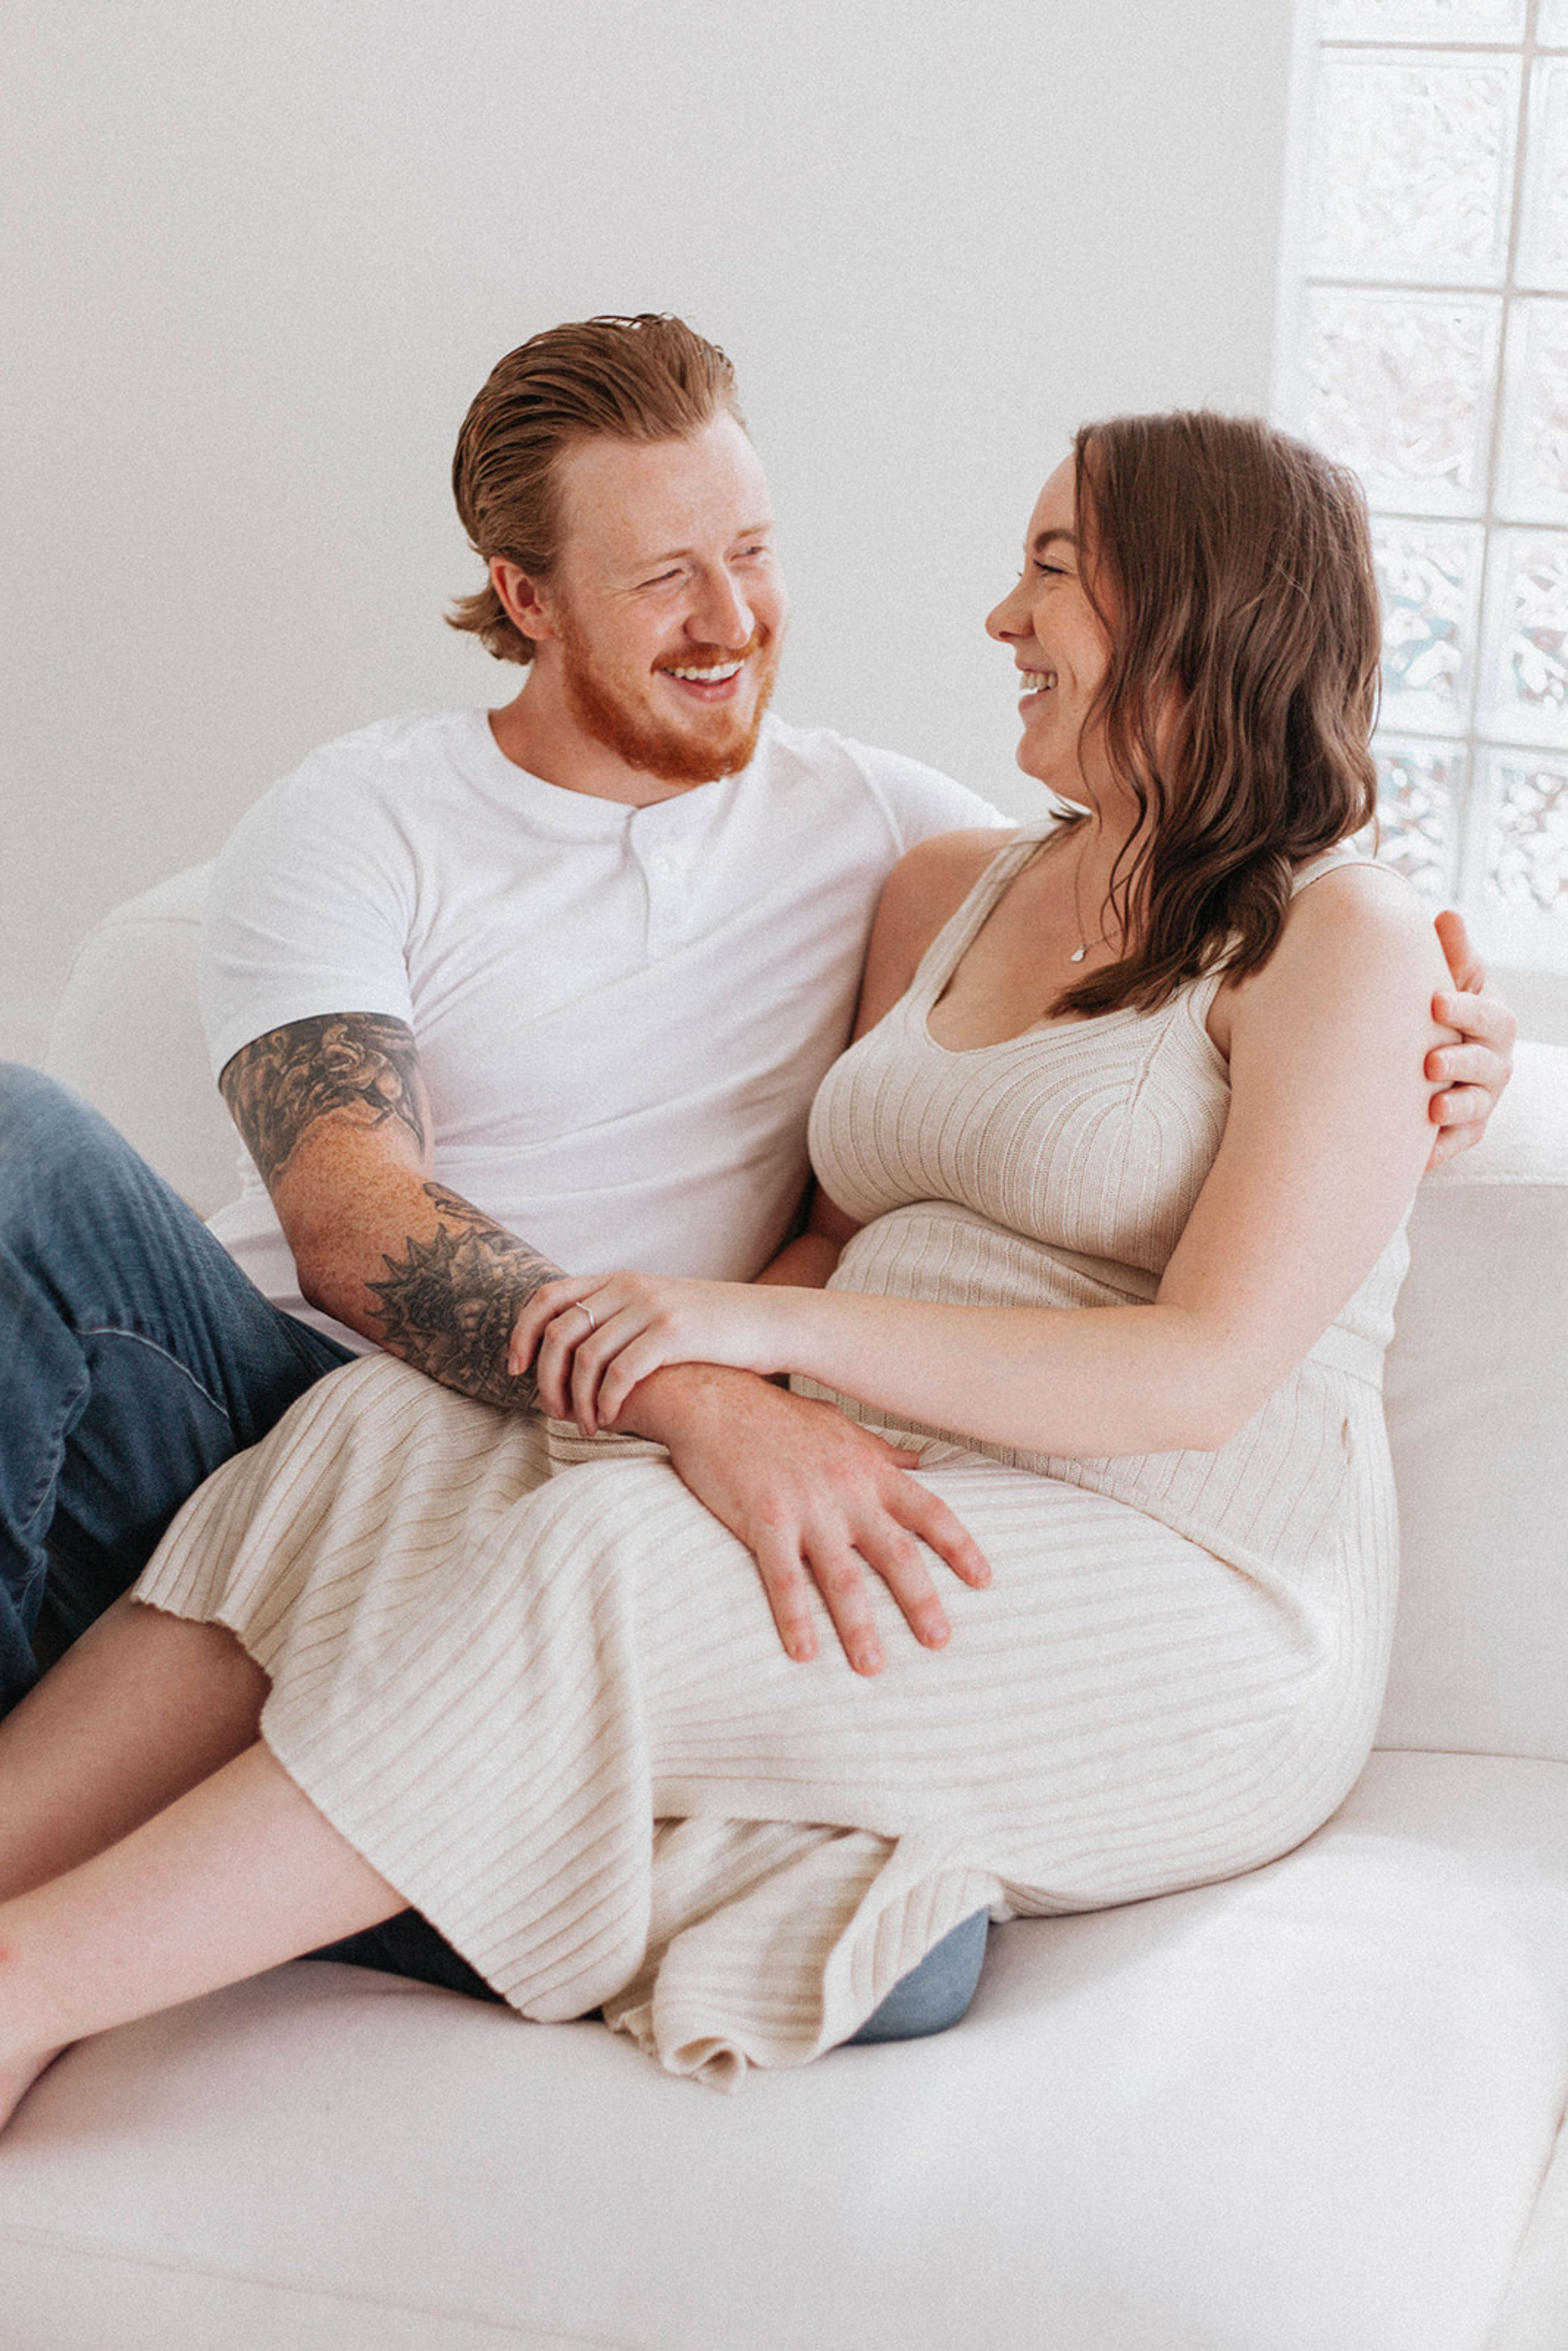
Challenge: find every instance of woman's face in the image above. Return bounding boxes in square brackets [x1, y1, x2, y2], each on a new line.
[986, 456, 1116, 807]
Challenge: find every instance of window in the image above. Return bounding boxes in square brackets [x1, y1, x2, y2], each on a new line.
[1275, 0, 1568, 967]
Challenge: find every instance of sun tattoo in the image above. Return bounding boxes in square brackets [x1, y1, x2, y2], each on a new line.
[365, 1185, 564, 1409]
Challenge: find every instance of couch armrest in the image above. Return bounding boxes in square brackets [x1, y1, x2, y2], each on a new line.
[42, 865, 243, 1223]
[1379, 1040, 1568, 1761]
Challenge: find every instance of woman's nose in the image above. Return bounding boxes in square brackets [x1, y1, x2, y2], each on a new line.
[986, 584, 1028, 642]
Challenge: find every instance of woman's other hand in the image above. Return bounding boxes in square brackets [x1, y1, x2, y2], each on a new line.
[510, 1271, 796, 1435]
[1427, 911, 1517, 1168]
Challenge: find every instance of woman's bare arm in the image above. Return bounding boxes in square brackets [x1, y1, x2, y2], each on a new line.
[520, 867, 1452, 1453]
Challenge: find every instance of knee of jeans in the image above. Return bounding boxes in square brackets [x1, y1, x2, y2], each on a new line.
[843, 1907, 990, 2046]
[0, 1066, 116, 1192]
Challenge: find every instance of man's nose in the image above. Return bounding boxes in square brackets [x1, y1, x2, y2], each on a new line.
[690, 567, 754, 648]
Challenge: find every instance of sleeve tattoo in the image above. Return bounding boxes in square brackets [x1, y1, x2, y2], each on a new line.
[220, 1013, 428, 1185]
[366, 1184, 563, 1410]
[221, 1015, 563, 1411]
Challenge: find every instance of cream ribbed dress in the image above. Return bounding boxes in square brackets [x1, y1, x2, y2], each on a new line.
[136, 822, 1409, 2089]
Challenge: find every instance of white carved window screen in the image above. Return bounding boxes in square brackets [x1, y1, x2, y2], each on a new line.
[1275, 0, 1568, 966]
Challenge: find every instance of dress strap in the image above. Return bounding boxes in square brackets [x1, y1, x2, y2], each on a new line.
[1290, 842, 1383, 897]
[901, 817, 1061, 1014]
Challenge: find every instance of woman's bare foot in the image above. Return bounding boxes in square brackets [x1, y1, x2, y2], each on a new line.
[0, 2044, 65, 2134]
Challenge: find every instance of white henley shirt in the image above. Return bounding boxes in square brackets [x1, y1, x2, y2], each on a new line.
[200, 707, 1004, 1351]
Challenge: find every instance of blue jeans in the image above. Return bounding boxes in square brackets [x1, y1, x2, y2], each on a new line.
[0, 1064, 987, 2040]
[312, 1903, 991, 2044]
[0, 1065, 354, 1714]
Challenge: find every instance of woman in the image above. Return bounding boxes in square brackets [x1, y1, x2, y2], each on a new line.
[0, 412, 1451, 2111]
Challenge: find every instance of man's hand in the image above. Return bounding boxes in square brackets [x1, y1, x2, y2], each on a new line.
[1427, 911, 1517, 1169]
[621, 1364, 990, 1677]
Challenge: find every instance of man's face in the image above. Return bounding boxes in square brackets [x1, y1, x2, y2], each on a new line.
[543, 414, 788, 787]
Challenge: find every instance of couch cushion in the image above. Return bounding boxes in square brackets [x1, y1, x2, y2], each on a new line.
[2, 1750, 1564, 2351]
[1378, 1040, 1568, 1761]
[42, 864, 240, 1222]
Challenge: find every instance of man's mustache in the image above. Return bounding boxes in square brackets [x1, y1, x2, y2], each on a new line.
[655, 631, 771, 672]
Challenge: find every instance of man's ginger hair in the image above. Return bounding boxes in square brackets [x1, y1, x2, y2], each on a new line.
[447, 314, 746, 665]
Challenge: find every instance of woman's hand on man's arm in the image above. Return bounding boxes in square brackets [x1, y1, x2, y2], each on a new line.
[512, 1187, 989, 1678]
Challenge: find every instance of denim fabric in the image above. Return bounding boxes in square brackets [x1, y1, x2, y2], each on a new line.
[842, 1907, 990, 2043]
[311, 1906, 991, 2044]
[0, 1066, 353, 1715]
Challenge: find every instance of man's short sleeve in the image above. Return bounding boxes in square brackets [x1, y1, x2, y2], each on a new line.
[840, 738, 1009, 852]
[199, 758, 417, 1081]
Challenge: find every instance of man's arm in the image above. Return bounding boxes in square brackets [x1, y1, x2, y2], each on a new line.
[221, 1011, 987, 1671]
[220, 1012, 562, 1409]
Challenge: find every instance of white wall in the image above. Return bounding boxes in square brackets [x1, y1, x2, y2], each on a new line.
[0, 0, 1296, 1061]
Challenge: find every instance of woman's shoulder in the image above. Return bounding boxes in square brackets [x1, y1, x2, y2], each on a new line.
[854, 826, 1023, 1036]
[1218, 850, 1441, 975]
[884, 822, 1020, 908]
[1283, 853, 1438, 948]
[1209, 854, 1447, 1058]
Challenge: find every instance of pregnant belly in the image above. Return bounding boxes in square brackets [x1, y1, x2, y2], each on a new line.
[831, 1199, 1159, 1318]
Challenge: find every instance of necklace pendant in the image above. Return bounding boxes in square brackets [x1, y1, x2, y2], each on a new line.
[1069, 944, 1088, 964]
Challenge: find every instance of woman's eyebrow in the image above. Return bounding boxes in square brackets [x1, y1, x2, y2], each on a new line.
[1031, 528, 1078, 556]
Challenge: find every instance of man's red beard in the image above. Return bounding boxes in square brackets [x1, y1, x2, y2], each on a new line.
[559, 621, 779, 786]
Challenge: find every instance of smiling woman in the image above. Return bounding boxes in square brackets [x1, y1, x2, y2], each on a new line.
[0, 408, 1514, 2114]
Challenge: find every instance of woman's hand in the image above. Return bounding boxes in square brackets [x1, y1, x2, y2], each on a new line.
[509, 1272, 800, 1436]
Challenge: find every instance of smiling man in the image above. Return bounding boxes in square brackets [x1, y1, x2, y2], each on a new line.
[0, 314, 1517, 2036]
[0, 313, 1517, 1720]
[1, 317, 1012, 1725]
[198, 325, 1002, 1492]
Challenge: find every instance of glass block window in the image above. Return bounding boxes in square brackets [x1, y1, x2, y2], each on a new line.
[1279, 0, 1568, 962]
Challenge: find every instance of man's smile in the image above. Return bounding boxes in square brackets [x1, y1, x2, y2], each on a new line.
[657, 637, 766, 706]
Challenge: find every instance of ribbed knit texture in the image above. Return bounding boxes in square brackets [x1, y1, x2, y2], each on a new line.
[137, 824, 1407, 2088]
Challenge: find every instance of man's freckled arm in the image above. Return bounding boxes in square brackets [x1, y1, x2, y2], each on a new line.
[219, 1015, 563, 1411]
[365, 1184, 564, 1410]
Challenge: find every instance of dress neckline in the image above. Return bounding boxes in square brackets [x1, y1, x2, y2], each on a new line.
[906, 822, 1379, 1064]
[910, 819, 1203, 1060]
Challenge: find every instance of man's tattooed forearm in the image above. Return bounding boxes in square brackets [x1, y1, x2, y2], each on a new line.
[364, 1183, 564, 1410]
[219, 1013, 427, 1187]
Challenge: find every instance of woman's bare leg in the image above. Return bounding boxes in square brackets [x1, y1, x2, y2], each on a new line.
[0, 1596, 272, 1901]
[0, 1740, 406, 2131]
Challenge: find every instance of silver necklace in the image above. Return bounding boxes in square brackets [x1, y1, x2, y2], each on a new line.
[1068, 835, 1113, 964]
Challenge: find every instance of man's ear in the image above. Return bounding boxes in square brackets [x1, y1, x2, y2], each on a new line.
[489, 557, 560, 648]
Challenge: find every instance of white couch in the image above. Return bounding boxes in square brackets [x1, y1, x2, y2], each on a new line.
[3, 865, 1567, 2351]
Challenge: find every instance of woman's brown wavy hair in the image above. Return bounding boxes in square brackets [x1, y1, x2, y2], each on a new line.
[1049, 410, 1381, 1019]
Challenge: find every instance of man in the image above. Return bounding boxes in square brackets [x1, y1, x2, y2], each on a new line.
[0, 313, 1513, 1800]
